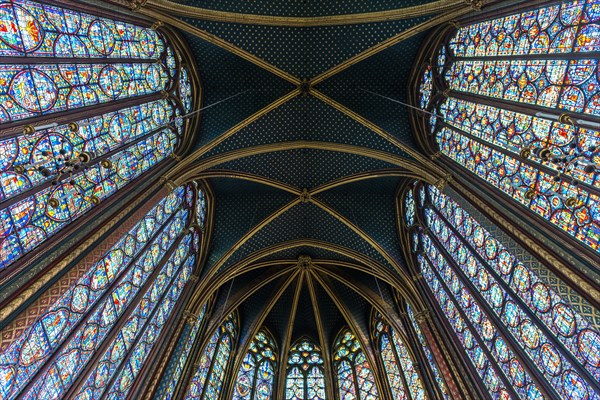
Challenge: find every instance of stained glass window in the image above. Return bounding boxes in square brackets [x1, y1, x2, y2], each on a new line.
[406, 305, 451, 399]
[285, 337, 326, 400]
[373, 312, 427, 400]
[408, 183, 600, 399]
[333, 329, 379, 400]
[418, 0, 600, 252]
[161, 304, 208, 400]
[233, 329, 277, 400]
[0, 182, 203, 399]
[0, 0, 195, 272]
[196, 184, 207, 229]
[185, 312, 238, 399]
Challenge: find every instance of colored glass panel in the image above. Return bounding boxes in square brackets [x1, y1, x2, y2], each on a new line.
[233, 329, 276, 400]
[407, 305, 451, 400]
[0, 186, 187, 399]
[73, 235, 196, 399]
[162, 304, 207, 400]
[410, 184, 600, 399]
[184, 313, 237, 399]
[0, 105, 179, 271]
[180, 67, 193, 113]
[333, 329, 379, 400]
[0, 0, 165, 58]
[427, 186, 600, 384]
[285, 338, 326, 400]
[380, 334, 408, 400]
[196, 186, 206, 229]
[405, 188, 415, 226]
[427, 1, 600, 253]
[419, 65, 433, 109]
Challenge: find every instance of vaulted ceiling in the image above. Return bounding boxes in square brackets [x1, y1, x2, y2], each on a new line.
[135, 0, 489, 364]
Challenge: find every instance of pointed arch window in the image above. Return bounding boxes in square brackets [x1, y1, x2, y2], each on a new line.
[333, 328, 379, 400]
[416, 0, 600, 252]
[373, 312, 427, 400]
[161, 303, 208, 400]
[185, 312, 238, 399]
[0, 182, 203, 399]
[405, 305, 451, 400]
[407, 183, 600, 399]
[0, 0, 197, 272]
[233, 329, 277, 400]
[285, 337, 327, 400]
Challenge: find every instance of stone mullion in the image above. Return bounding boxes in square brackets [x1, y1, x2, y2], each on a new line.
[172, 303, 214, 400]
[425, 228, 561, 399]
[14, 199, 181, 399]
[0, 183, 169, 348]
[0, 93, 163, 138]
[431, 204, 600, 394]
[398, 312, 440, 400]
[386, 331, 416, 400]
[0, 124, 177, 216]
[111, 246, 197, 400]
[421, 250, 519, 399]
[142, 274, 200, 400]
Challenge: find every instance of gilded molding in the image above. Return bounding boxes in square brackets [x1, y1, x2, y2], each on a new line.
[146, 0, 462, 26]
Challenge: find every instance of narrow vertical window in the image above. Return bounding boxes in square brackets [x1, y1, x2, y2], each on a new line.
[233, 329, 277, 400]
[333, 328, 379, 400]
[285, 337, 326, 400]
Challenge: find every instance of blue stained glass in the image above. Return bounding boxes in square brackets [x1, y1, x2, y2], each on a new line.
[233, 329, 277, 400]
[180, 67, 193, 113]
[285, 338, 326, 400]
[409, 183, 600, 399]
[405, 188, 415, 226]
[185, 313, 237, 399]
[406, 305, 451, 399]
[428, 0, 600, 253]
[333, 329, 379, 400]
[162, 304, 207, 400]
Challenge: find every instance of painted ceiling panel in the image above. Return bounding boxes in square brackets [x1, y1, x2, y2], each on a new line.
[215, 202, 395, 274]
[178, 0, 431, 17]
[181, 17, 428, 78]
[210, 150, 399, 190]
[203, 96, 412, 158]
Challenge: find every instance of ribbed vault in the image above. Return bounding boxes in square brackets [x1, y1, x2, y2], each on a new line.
[115, 0, 510, 397]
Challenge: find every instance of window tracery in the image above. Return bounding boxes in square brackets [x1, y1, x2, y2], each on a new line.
[417, 0, 600, 252]
[407, 183, 600, 399]
[373, 312, 427, 400]
[285, 337, 327, 400]
[162, 304, 208, 400]
[233, 329, 277, 400]
[185, 312, 238, 399]
[0, 182, 202, 399]
[333, 328, 379, 400]
[0, 0, 194, 272]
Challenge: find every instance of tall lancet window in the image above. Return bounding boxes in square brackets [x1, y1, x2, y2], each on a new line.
[0, 183, 203, 399]
[233, 329, 277, 400]
[0, 0, 195, 271]
[285, 337, 326, 400]
[333, 328, 379, 400]
[416, 0, 600, 252]
[160, 303, 208, 400]
[373, 312, 427, 400]
[185, 312, 238, 399]
[408, 183, 600, 399]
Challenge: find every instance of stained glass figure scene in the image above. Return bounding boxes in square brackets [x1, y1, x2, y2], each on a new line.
[185, 313, 238, 400]
[0, 183, 200, 399]
[333, 329, 379, 400]
[409, 183, 600, 399]
[233, 329, 277, 400]
[418, 0, 600, 252]
[285, 337, 327, 400]
[373, 312, 427, 400]
[0, 0, 193, 272]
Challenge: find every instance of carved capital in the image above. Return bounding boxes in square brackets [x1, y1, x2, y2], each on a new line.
[160, 176, 177, 190]
[183, 310, 198, 324]
[170, 153, 182, 162]
[414, 309, 431, 323]
[430, 151, 442, 160]
[434, 174, 453, 191]
[464, 0, 482, 10]
[189, 274, 200, 283]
